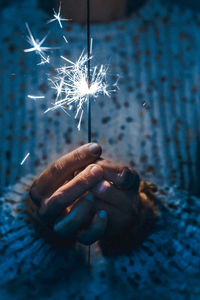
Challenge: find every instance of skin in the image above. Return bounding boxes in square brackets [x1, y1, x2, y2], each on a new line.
[61, 0, 127, 23]
[29, 143, 140, 246]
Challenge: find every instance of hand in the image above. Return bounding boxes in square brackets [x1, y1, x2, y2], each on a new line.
[29, 143, 140, 247]
[29, 143, 103, 244]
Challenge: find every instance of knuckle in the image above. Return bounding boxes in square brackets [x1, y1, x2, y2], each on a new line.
[77, 163, 100, 186]
[73, 148, 83, 162]
[76, 173, 90, 189]
[51, 159, 64, 176]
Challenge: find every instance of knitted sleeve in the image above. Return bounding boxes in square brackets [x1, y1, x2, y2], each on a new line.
[0, 175, 81, 285]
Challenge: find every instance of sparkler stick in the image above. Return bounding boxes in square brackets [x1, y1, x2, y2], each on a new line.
[87, 0, 92, 266]
[87, 0, 91, 144]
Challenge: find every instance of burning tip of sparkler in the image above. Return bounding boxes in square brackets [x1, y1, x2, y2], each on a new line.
[45, 51, 117, 130]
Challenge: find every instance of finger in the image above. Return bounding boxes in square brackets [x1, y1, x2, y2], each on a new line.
[30, 143, 102, 205]
[91, 180, 138, 214]
[39, 164, 103, 221]
[96, 159, 140, 191]
[53, 194, 95, 238]
[77, 210, 107, 245]
[94, 201, 134, 239]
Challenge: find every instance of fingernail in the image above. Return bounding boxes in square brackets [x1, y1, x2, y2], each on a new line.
[118, 168, 133, 187]
[98, 181, 110, 193]
[99, 210, 107, 219]
[91, 165, 102, 176]
[89, 143, 101, 155]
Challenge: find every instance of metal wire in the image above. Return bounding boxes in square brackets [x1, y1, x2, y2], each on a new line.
[87, 0, 91, 266]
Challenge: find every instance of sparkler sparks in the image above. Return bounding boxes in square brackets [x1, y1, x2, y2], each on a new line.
[27, 95, 45, 100]
[24, 23, 52, 64]
[63, 35, 68, 44]
[45, 51, 118, 130]
[47, 4, 70, 28]
[20, 153, 30, 165]
[24, 23, 51, 54]
[24, 20, 118, 131]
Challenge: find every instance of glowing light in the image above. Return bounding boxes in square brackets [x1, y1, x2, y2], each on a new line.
[90, 38, 93, 55]
[45, 51, 118, 130]
[37, 56, 50, 65]
[20, 153, 30, 165]
[24, 24, 118, 131]
[24, 23, 52, 64]
[63, 35, 68, 44]
[24, 23, 51, 54]
[27, 95, 45, 100]
[47, 4, 70, 28]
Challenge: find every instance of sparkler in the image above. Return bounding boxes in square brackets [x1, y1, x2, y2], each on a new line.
[24, 12, 118, 132]
[45, 51, 112, 130]
[87, 0, 92, 143]
[87, 0, 92, 265]
[24, 26, 116, 131]
[47, 3, 70, 28]
[24, 0, 118, 265]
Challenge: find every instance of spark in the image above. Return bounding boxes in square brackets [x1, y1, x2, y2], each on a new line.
[24, 22, 118, 132]
[37, 55, 50, 65]
[47, 4, 70, 28]
[63, 35, 68, 44]
[24, 23, 54, 66]
[20, 153, 30, 165]
[142, 101, 150, 110]
[24, 23, 52, 55]
[45, 51, 118, 130]
[27, 95, 45, 100]
[90, 38, 93, 55]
